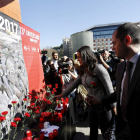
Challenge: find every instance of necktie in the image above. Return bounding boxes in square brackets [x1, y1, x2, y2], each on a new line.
[121, 61, 132, 120]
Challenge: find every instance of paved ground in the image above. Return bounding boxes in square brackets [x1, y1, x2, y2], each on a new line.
[72, 107, 103, 140]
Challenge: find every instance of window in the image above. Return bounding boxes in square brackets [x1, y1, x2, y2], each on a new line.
[94, 40, 95, 42]
[106, 39, 108, 41]
[106, 43, 108, 45]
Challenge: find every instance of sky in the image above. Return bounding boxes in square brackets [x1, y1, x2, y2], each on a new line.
[20, 0, 140, 49]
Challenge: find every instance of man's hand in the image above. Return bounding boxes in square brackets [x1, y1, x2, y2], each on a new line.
[53, 94, 63, 100]
[86, 95, 102, 106]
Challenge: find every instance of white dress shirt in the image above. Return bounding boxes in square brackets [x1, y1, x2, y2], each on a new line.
[53, 59, 58, 70]
[120, 50, 140, 105]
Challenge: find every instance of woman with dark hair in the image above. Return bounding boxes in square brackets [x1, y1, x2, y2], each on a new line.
[54, 46, 116, 140]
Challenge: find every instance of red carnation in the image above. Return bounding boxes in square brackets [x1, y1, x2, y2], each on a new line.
[46, 93, 50, 97]
[2, 111, 8, 116]
[40, 89, 43, 92]
[27, 106, 32, 110]
[37, 106, 40, 110]
[0, 116, 6, 122]
[49, 84, 52, 88]
[42, 86, 45, 88]
[47, 100, 51, 105]
[14, 117, 21, 122]
[91, 81, 97, 86]
[28, 93, 33, 95]
[11, 101, 17, 104]
[55, 83, 58, 87]
[23, 98, 27, 101]
[28, 95, 32, 98]
[30, 103, 35, 106]
[35, 96, 38, 99]
[35, 110, 39, 114]
[52, 91, 55, 94]
[11, 122, 17, 127]
[25, 113, 30, 117]
[43, 98, 47, 102]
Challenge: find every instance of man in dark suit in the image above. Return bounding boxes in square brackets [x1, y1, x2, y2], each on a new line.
[86, 22, 140, 140]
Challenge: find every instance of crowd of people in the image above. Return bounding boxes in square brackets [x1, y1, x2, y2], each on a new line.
[41, 22, 140, 140]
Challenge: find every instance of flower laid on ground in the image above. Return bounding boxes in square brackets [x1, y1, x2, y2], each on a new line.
[23, 98, 28, 101]
[47, 100, 51, 105]
[91, 81, 97, 87]
[1, 111, 8, 117]
[41, 112, 51, 118]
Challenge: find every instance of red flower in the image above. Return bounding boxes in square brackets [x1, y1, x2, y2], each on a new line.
[56, 86, 58, 89]
[23, 98, 27, 101]
[52, 91, 55, 94]
[35, 96, 38, 99]
[0, 116, 6, 122]
[35, 110, 39, 114]
[49, 84, 52, 88]
[40, 89, 43, 92]
[91, 81, 97, 86]
[37, 106, 40, 110]
[46, 93, 50, 96]
[41, 112, 51, 117]
[14, 117, 21, 122]
[25, 113, 30, 117]
[27, 106, 32, 110]
[37, 92, 40, 95]
[28, 93, 33, 95]
[55, 83, 58, 87]
[42, 86, 45, 89]
[28, 95, 32, 99]
[11, 101, 17, 104]
[30, 103, 35, 106]
[2, 111, 8, 116]
[43, 98, 47, 102]
[11, 122, 17, 127]
[47, 100, 51, 105]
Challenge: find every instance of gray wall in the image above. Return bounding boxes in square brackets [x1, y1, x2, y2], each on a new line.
[71, 31, 93, 57]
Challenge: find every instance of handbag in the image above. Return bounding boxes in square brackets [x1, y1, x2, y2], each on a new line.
[103, 116, 116, 140]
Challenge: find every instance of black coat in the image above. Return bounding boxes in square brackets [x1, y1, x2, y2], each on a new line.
[101, 56, 140, 139]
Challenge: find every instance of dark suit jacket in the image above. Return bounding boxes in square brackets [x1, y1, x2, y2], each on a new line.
[101, 56, 140, 139]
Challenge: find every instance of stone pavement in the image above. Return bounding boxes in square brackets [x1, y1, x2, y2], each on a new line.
[72, 106, 103, 140]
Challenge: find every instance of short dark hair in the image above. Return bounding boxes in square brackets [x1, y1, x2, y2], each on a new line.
[116, 22, 140, 44]
[52, 52, 58, 56]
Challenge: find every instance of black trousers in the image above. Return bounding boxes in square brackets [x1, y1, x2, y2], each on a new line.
[89, 105, 112, 140]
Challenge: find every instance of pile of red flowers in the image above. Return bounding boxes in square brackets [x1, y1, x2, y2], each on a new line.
[41, 112, 51, 118]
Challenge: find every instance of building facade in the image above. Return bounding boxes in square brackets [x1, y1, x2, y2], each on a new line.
[63, 37, 72, 58]
[85, 22, 125, 50]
